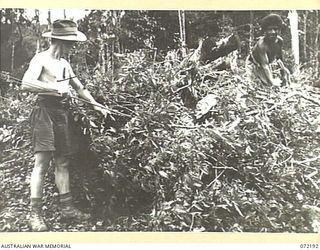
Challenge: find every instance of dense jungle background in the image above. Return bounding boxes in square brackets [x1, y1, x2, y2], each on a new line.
[0, 9, 320, 232]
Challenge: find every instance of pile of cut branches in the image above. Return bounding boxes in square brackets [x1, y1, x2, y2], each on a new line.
[71, 52, 320, 232]
[1, 50, 320, 232]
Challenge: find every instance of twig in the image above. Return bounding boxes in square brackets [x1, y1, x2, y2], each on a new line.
[277, 154, 293, 166]
[189, 213, 195, 232]
[173, 81, 192, 93]
[71, 96, 132, 117]
[207, 170, 225, 188]
[293, 156, 320, 165]
[204, 160, 237, 171]
[305, 170, 318, 179]
[297, 93, 320, 106]
[266, 92, 298, 112]
[57, 76, 77, 82]
[232, 201, 244, 217]
[0, 96, 13, 102]
[170, 123, 240, 149]
[306, 176, 319, 190]
[170, 124, 199, 129]
[1, 72, 133, 118]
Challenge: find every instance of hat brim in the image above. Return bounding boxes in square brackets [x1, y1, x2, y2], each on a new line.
[42, 31, 87, 42]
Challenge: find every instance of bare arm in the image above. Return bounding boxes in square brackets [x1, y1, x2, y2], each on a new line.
[277, 59, 291, 85]
[255, 42, 275, 86]
[21, 54, 61, 93]
[71, 77, 99, 105]
[276, 39, 291, 84]
[68, 66, 110, 115]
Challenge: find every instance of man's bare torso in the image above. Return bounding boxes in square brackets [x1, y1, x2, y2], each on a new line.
[252, 36, 283, 65]
[35, 51, 71, 95]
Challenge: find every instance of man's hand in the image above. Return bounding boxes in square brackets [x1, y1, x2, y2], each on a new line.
[76, 86, 110, 116]
[277, 59, 291, 86]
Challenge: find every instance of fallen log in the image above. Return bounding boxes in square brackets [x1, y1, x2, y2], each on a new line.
[179, 33, 241, 69]
[177, 34, 241, 108]
[200, 34, 241, 64]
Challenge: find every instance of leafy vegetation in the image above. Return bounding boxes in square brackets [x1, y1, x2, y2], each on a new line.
[1, 50, 320, 232]
[1, 9, 320, 232]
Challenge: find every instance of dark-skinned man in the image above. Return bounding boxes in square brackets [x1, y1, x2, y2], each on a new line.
[246, 13, 291, 87]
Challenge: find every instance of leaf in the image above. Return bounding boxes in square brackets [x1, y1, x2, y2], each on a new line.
[195, 94, 218, 119]
[2, 224, 11, 231]
[193, 227, 205, 232]
[108, 127, 117, 133]
[158, 170, 169, 179]
[245, 145, 254, 155]
[226, 117, 241, 132]
[193, 182, 202, 188]
[144, 165, 154, 173]
[89, 120, 98, 128]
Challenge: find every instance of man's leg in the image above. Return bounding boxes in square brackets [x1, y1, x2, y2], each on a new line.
[55, 155, 90, 220]
[29, 151, 52, 232]
[54, 156, 70, 194]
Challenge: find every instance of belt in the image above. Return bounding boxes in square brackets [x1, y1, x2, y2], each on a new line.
[36, 95, 70, 109]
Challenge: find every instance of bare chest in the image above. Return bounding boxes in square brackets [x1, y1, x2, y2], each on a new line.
[266, 43, 282, 63]
[38, 59, 70, 83]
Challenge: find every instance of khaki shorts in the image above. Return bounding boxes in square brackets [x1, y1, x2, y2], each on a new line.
[29, 97, 77, 157]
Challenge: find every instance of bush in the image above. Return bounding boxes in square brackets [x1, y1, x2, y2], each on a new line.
[1, 51, 319, 232]
[67, 52, 320, 232]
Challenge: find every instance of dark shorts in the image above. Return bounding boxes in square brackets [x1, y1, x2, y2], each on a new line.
[29, 96, 76, 157]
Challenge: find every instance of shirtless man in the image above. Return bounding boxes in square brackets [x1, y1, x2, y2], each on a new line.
[246, 13, 291, 86]
[21, 19, 108, 231]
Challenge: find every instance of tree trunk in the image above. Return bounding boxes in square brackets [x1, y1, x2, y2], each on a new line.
[314, 10, 319, 78]
[97, 27, 106, 74]
[288, 10, 300, 71]
[116, 10, 122, 53]
[222, 13, 225, 34]
[11, 43, 15, 72]
[182, 11, 186, 46]
[35, 9, 41, 53]
[100, 41, 106, 74]
[178, 11, 182, 40]
[178, 10, 187, 57]
[111, 40, 115, 81]
[10, 19, 14, 72]
[249, 11, 254, 52]
[47, 9, 52, 29]
[303, 11, 308, 62]
[106, 40, 110, 73]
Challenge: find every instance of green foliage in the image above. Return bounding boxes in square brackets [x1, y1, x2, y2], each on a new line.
[0, 8, 47, 72]
[0, 91, 34, 231]
[61, 51, 319, 232]
[0, 50, 319, 232]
